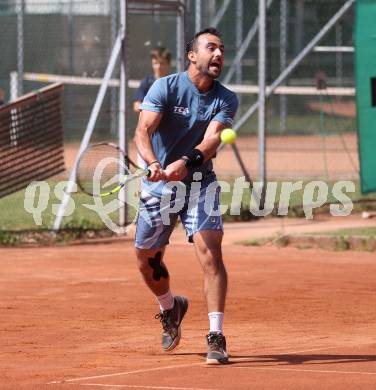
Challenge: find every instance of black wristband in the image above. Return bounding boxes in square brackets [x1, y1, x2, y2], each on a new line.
[179, 156, 190, 166]
[182, 149, 204, 168]
[148, 160, 160, 168]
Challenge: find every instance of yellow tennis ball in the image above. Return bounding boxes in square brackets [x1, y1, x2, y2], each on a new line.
[220, 128, 237, 144]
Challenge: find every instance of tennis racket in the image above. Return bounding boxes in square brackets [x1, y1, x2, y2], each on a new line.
[76, 142, 150, 197]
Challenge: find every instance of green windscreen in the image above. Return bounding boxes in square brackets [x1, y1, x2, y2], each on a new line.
[355, 0, 376, 193]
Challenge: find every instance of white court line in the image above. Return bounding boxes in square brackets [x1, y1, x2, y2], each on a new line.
[234, 367, 376, 376]
[48, 362, 205, 384]
[76, 383, 217, 390]
[48, 344, 374, 385]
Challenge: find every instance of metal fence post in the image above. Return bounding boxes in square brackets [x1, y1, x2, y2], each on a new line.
[16, 0, 24, 97]
[258, 0, 267, 206]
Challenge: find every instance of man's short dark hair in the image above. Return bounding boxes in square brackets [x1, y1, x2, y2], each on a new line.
[185, 27, 222, 56]
[150, 47, 172, 64]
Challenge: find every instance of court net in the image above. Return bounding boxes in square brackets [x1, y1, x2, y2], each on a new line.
[0, 83, 65, 199]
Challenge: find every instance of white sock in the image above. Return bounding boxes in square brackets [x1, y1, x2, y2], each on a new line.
[208, 312, 224, 333]
[156, 290, 174, 311]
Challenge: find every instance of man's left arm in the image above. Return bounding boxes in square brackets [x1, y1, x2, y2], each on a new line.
[194, 120, 227, 160]
[164, 92, 238, 181]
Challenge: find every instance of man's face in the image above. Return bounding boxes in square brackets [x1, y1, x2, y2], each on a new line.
[152, 58, 170, 78]
[189, 34, 224, 78]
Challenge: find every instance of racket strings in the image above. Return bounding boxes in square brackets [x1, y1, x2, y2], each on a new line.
[77, 144, 130, 196]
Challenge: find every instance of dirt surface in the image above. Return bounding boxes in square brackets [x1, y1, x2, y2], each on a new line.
[3, 132, 373, 388]
[1, 237, 376, 389]
[308, 101, 356, 118]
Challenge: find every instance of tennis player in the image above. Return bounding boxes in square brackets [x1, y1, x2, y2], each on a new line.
[134, 28, 238, 365]
[133, 47, 171, 112]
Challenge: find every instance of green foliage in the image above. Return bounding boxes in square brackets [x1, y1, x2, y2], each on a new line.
[273, 235, 290, 248]
[60, 216, 104, 230]
[237, 238, 263, 247]
[334, 236, 350, 251]
[0, 230, 19, 246]
[311, 226, 376, 237]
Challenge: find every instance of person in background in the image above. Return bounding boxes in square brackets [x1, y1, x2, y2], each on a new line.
[133, 47, 171, 112]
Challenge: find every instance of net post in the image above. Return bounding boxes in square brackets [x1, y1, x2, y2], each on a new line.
[16, 0, 24, 97]
[235, 0, 243, 111]
[195, 0, 201, 32]
[176, 2, 186, 73]
[10, 72, 18, 101]
[118, 0, 128, 227]
[110, 0, 118, 136]
[258, 0, 267, 208]
[279, 0, 288, 132]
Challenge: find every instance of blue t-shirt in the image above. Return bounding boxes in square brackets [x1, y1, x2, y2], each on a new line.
[133, 75, 156, 102]
[140, 71, 238, 196]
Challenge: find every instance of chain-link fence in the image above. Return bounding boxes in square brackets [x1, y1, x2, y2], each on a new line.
[0, 0, 366, 235]
[199, 0, 358, 182]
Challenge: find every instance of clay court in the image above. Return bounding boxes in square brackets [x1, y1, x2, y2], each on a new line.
[0, 94, 369, 390]
[1, 1, 375, 388]
[1, 232, 376, 389]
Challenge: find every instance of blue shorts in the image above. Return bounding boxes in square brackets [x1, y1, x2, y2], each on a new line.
[135, 172, 223, 249]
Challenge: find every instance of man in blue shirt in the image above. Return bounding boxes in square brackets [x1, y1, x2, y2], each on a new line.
[134, 28, 238, 365]
[133, 47, 171, 112]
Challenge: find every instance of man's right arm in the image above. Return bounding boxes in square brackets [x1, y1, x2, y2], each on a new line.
[134, 110, 165, 182]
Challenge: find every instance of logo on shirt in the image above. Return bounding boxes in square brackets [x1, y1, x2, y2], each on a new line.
[173, 106, 190, 116]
